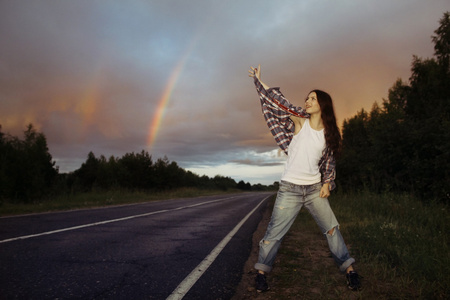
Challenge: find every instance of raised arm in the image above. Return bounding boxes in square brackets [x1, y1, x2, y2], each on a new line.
[249, 65, 309, 119]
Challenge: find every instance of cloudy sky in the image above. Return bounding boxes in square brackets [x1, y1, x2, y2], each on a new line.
[1, 1, 448, 185]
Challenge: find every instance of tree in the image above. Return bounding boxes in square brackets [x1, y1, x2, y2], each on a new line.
[338, 12, 450, 201]
[117, 151, 154, 189]
[213, 175, 237, 191]
[237, 180, 251, 191]
[403, 12, 450, 200]
[0, 124, 58, 202]
[74, 151, 100, 191]
[23, 124, 58, 199]
[338, 109, 371, 191]
[432, 12, 450, 73]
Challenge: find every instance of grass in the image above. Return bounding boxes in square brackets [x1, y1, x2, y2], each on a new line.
[270, 191, 449, 299]
[0, 188, 242, 217]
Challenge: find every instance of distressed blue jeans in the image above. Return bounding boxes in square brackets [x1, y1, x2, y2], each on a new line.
[255, 181, 355, 273]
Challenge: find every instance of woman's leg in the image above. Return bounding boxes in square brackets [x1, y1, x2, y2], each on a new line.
[255, 181, 304, 273]
[304, 183, 355, 272]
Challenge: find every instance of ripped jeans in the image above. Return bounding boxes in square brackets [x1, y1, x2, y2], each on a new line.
[255, 181, 355, 273]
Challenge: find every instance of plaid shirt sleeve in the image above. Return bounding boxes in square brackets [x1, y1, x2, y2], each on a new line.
[254, 77, 309, 154]
[318, 147, 336, 191]
[253, 76, 336, 190]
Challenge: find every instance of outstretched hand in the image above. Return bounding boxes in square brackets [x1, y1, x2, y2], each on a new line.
[248, 64, 270, 89]
[248, 64, 261, 79]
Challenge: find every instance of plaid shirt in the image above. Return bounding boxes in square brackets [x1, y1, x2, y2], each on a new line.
[254, 77, 336, 190]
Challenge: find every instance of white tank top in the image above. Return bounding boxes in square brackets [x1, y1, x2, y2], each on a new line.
[281, 119, 325, 185]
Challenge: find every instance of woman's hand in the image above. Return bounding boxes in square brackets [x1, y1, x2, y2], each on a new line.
[249, 64, 270, 89]
[248, 64, 261, 79]
[320, 183, 330, 198]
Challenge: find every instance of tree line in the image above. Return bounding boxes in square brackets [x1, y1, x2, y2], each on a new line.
[0, 125, 275, 203]
[336, 12, 450, 202]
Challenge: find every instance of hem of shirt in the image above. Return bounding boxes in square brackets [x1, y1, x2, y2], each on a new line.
[280, 177, 322, 186]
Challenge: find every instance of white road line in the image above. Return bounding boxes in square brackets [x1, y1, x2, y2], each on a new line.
[0, 196, 239, 244]
[166, 195, 270, 300]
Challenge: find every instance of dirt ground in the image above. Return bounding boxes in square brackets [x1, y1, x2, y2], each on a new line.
[231, 201, 362, 300]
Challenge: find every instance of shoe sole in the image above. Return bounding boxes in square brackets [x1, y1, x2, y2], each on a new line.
[256, 287, 270, 293]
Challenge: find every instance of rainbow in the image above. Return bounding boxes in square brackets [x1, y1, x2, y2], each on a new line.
[147, 58, 185, 149]
[147, 42, 197, 150]
[146, 9, 219, 151]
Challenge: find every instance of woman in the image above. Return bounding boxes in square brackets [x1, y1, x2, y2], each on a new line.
[248, 65, 361, 292]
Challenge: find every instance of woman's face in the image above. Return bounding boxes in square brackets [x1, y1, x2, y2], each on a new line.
[305, 92, 321, 115]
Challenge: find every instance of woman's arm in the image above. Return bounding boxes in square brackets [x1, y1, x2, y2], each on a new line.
[249, 65, 295, 153]
[249, 64, 310, 153]
[319, 148, 336, 192]
[250, 65, 309, 119]
[290, 115, 306, 135]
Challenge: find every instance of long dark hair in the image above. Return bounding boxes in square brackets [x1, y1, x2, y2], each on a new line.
[311, 89, 342, 158]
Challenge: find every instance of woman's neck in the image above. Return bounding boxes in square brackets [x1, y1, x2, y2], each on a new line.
[309, 114, 324, 131]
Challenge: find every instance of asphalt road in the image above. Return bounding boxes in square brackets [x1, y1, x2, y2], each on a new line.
[0, 192, 273, 299]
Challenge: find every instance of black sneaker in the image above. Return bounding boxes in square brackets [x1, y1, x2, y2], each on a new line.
[255, 273, 269, 293]
[346, 271, 362, 290]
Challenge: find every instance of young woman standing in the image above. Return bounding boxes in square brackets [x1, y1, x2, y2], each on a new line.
[248, 65, 361, 292]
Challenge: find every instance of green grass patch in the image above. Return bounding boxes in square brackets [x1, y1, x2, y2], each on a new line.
[0, 188, 242, 216]
[335, 191, 449, 299]
[272, 191, 449, 299]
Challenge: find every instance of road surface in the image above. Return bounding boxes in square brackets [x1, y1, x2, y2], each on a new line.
[0, 192, 273, 299]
